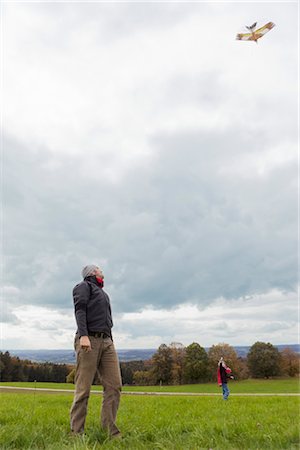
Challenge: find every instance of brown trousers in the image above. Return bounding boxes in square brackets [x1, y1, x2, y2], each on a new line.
[70, 335, 122, 435]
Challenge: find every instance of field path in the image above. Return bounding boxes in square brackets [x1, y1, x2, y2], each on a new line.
[0, 386, 299, 396]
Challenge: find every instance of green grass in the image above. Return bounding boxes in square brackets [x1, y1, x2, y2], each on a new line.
[124, 378, 300, 394]
[0, 391, 299, 449]
[0, 378, 299, 393]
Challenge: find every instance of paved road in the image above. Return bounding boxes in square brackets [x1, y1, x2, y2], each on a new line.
[0, 386, 299, 396]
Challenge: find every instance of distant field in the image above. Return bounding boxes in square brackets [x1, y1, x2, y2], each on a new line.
[0, 378, 299, 393]
[0, 390, 298, 449]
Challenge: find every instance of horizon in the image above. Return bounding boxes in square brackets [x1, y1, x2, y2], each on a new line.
[3, 343, 299, 352]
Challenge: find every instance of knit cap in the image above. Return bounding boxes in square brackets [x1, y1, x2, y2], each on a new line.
[82, 265, 98, 279]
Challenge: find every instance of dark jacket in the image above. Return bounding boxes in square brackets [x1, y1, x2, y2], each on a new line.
[73, 276, 113, 338]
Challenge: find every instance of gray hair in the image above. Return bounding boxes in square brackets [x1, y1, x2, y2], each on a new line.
[82, 265, 98, 279]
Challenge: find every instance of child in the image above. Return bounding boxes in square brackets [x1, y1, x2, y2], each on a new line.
[217, 357, 234, 400]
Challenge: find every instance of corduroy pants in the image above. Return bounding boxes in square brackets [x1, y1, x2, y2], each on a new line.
[70, 335, 122, 436]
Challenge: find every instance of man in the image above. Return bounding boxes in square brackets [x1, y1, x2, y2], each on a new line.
[70, 265, 122, 437]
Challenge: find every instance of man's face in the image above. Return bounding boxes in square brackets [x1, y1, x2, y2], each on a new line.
[94, 267, 104, 280]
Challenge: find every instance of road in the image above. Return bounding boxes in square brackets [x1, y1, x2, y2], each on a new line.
[0, 386, 299, 396]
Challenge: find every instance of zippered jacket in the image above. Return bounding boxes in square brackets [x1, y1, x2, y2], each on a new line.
[73, 275, 113, 338]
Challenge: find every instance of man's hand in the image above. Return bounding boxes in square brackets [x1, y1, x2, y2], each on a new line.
[80, 336, 91, 352]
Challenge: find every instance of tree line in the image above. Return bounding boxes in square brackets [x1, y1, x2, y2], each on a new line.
[0, 351, 72, 382]
[122, 341, 299, 386]
[1, 342, 299, 385]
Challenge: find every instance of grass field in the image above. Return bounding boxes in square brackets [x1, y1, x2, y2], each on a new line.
[0, 378, 299, 393]
[0, 380, 299, 449]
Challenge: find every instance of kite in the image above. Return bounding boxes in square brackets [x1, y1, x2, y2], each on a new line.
[236, 22, 275, 43]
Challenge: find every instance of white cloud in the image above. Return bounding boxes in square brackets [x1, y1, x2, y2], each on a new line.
[113, 289, 298, 347]
[4, 3, 297, 160]
[1, 2, 297, 349]
[1, 306, 76, 350]
[1, 289, 297, 349]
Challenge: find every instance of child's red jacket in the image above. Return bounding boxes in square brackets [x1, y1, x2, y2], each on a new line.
[217, 364, 232, 385]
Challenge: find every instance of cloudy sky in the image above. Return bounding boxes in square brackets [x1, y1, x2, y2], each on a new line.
[1, 1, 298, 350]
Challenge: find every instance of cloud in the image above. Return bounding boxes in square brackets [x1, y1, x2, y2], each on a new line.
[3, 126, 297, 314]
[4, 2, 297, 156]
[1, 2, 297, 348]
[1, 305, 76, 350]
[1, 289, 297, 349]
[0, 287, 21, 325]
[114, 289, 298, 347]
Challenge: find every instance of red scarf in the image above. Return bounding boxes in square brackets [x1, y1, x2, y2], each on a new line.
[96, 276, 104, 287]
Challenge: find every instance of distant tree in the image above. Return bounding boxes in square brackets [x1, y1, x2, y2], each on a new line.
[0, 353, 76, 383]
[280, 348, 300, 377]
[120, 360, 146, 385]
[11, 357, 26, 382]
[120, 363, 132, 385]
[34, 363, 52, 382]
[27, 365, 37, 382]
[133, 370, 155, 386]
[151, 344, 173, 385]
[169, 342, 186, 385]
[236, 357, 249, 380]
[183, 343, 209, 383]
[51, 364, 70, 383]
[0, 351, 13, 381]
[207, 343, 239, 381]
[247, 342, 281, 378]
[0, 359, 5, 379]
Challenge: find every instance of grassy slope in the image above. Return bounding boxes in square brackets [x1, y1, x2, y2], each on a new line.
[0, 378, 299, 393]
[0, 392, 298, 449]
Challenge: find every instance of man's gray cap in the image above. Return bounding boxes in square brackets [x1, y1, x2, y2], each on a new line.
[82, 265, 98, 279]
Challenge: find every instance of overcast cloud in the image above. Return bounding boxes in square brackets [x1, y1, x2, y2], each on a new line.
[1, 1, 298, 349]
